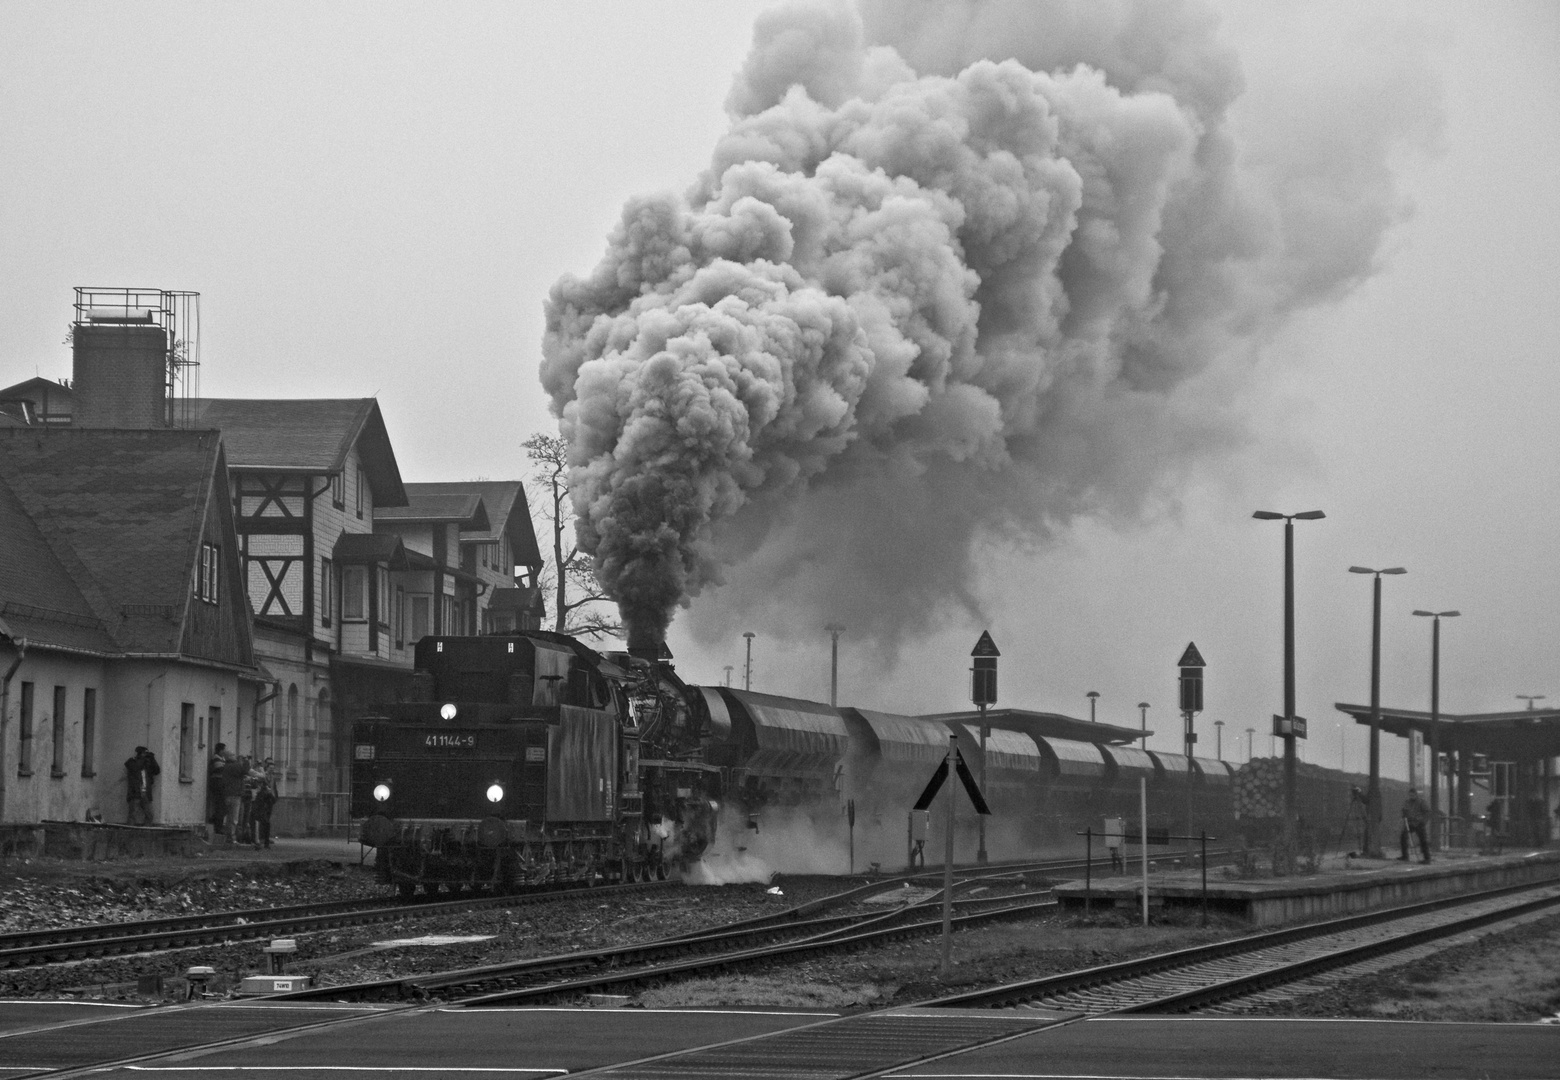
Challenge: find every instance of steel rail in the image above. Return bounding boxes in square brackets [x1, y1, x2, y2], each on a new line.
[0, 879, 674, 969]
[276, 861, 1069, 1002]
[1117, 887, 1560, 1014]
[451, 893, 1055, 1007]
[925, 877, 1560, 1012]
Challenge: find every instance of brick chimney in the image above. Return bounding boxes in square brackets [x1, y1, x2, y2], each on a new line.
[72, 318, 170, 429]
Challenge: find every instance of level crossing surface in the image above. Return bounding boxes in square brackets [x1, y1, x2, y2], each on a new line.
[0, 1001, 1553, 1079]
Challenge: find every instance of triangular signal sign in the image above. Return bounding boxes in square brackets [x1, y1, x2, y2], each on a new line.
[1176, 641, 1206, 668]
[971, 631, 1001, 657]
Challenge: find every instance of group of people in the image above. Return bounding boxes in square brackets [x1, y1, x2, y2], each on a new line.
[207, 744, 278, 848]
[120, 742, 277, 848]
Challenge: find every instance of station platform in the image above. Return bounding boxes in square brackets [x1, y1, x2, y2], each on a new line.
[1054, 847, 1560, 924]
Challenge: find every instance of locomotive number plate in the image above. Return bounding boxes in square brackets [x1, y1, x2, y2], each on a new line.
[422, 732, 478, 750]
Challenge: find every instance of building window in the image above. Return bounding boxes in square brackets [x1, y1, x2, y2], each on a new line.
[355, 468, 365, 519]
[331, 471, 344, 509]
[286, 684, 299, 783]
[320, 557, 333, 627]
[179, 703, 195, 781]
[17, 681, 32, 776]
[377, 568, 390, 629]
[81, 688, 96, 777]
[51, 685, 66, 777]
[196, 542, 220, 604]
[409, 594, 430, 642]
[394, 587, 405, 648]
[342, 565, 366, 619]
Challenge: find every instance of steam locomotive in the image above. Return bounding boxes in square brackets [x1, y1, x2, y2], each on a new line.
[352, 631, 1405, 893]
[353, 632, 719, 894]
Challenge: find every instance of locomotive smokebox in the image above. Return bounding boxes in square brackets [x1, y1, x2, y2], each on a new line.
[627, 630, 674, 668]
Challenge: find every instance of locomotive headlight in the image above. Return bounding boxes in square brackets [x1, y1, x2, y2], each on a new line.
[440, 703, 458, 720]
[486, 783, 505, 804]
[372, 783, 391, 802]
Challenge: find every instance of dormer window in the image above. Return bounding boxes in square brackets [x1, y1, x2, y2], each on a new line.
[195, 542, 220, 604]
[356, 467, 366, 519]
[331, 471, 344, 509]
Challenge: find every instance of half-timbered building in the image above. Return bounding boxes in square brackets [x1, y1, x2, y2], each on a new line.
[189, 398, 408, 833]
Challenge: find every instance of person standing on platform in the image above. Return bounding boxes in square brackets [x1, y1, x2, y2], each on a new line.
[251, 774, 277, 849]
[1400, 787, 1431, 863]
[124, 746, 160, 825]
[207, 743, 227, 838]
[220, 751, 246, 843]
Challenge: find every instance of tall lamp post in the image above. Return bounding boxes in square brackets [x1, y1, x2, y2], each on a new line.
[1215, 720, 1225, 760]
[742, 631, 755, 691]
[825, 623, 845, 706]
[1413, 609, 1459, 850]
[1253, 509, 1325, 843]
[1137, 702, 1150, 749]
[1086, 691, 1099, 723]
[1350, 565, 1407, 857]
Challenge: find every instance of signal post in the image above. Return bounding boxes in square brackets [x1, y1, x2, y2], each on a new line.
[970, 631, 999, 863]
[1178, 643, 1204, 862]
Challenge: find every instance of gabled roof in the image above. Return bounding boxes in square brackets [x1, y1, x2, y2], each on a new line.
[375, 488, 491, 531]
[0, 428, 252, 664]
[399, 480, 542, 567]
[0, 474, 118, 654]
[333, 532, 411, 569]
[191, 398, 407, 507]
[0, 376, 74, 402]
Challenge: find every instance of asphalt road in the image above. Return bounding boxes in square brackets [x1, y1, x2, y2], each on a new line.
[0, 1001, 1553, 1079]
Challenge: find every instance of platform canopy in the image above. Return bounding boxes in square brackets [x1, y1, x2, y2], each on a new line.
[1335, 703, 1560, 759]
[919, 707, 1144, 746]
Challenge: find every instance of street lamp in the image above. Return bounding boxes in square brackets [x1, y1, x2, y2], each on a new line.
[742, 631, 755, 691]
[1517, 694, 1546, 711]
[723, 665, 733, 687]
[1086, 690, 1099, 723]
[1413, 609, 1460, 850]
[1350, 565, 1407, 857]
[825, 623, 845, 706]
[1253, 509, 1325, 842]
[1214, 719, 1224, 760]
[1137, 702, 1150, 749]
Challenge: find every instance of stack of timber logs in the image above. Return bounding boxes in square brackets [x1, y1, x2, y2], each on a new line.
[1233, 757, 1286, 820]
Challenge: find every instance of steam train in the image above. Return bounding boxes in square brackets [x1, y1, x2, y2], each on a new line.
[351, 631, 1404, 893]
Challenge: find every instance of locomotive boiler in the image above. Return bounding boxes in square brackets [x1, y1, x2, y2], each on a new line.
[352, 632, 719, 894]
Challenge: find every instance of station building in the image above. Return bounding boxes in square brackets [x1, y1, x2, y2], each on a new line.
[0, 288, 545, 836]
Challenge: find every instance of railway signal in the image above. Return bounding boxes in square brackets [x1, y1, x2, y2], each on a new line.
[970, 631, 999, 863]
[1177, 642, 1205, 861]
[915, 734, 990, 977]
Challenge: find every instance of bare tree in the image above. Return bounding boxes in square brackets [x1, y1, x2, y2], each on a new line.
[522, 433, 622, 640]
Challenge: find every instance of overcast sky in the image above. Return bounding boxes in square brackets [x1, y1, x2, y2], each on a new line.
[2, 2, 1555, 779]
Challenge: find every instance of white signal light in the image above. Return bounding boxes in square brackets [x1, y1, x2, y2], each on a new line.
[373, 783, 391, 802]
[440, 703, 458, 720]
[486, 784, 505, 803]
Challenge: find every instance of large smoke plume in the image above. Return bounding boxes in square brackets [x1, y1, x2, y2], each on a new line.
[541, 0, 1435, 648]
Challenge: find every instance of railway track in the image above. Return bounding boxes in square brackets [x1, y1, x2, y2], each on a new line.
[0, 849, 1131, 974]
[13, 863, 1553, 1079]
[0, 879, 675, 970]
[929, 877, 1560, 1015]
[275, 852, 1225, 1003]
